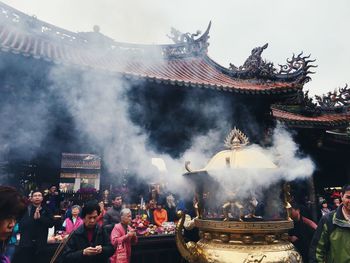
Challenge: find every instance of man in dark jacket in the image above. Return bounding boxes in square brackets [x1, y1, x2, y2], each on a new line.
[14, 190, 54, 263]
[43, 185, 62, 215]
[103, 194, 123, 228]
[61, 201, 114, 263]
[310, 184, 350, 263]
[288, 202, 317, 263]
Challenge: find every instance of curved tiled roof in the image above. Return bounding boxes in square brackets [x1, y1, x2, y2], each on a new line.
[272, 107, 350, 128]
[61, 153, 101, 169]
[0, 2, 302, 95]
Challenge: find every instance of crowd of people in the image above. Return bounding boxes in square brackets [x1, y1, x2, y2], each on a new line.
[1, 184, 350, 263]
[286, 185, 350, 263]
[0, 185, 182, 263]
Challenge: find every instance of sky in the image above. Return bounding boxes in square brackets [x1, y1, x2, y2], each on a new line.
[2, 0, 350, 96]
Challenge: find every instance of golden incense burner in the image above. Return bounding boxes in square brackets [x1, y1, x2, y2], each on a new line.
[175, 128, 302, 263]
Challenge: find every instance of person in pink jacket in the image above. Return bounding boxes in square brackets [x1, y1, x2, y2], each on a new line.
[110, 208, 137, 263]
[63, 205, 83, 235]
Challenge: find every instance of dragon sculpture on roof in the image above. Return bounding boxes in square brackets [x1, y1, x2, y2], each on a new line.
[229, 43, 317, 84]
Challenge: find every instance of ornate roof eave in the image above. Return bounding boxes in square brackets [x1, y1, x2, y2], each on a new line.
[226, 44, 317, 84]
[274, 119, 349, 129]
[0, 42, 302, 96]
[271, 107, 350, 129]
[278, 84, 350, 116]
[205, 55, 303, 92]
[123, 73, 303, 95]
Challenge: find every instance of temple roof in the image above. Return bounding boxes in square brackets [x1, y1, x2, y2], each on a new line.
[272, 84, 350, 128]
[272, 107, 350, 129]
[0, 2, 314, 95]
[61, 153, 101, 170]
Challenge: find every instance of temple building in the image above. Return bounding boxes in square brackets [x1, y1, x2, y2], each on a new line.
[60, 153, 101, 192]
[0, 1, 349, 193]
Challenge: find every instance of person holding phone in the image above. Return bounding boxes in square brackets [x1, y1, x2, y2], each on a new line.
[61, 201, 114, 263]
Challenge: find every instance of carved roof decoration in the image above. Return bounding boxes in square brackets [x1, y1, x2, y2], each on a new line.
[0, 2, 307, 95]
[166, 21, 211, 57]
[273, 90, 321, 117]
[272, 83, 350, 122]
[315, 84, 350, 111]
[229, 43, 317, 84]
[299, 90, 319, 112]
[272, 84, 350, 128]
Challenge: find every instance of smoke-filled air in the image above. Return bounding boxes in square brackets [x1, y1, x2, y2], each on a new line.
[0, 37, 315, 196]
[0, 4, 315, 199]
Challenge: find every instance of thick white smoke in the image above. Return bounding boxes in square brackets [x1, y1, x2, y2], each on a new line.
[203, 124, 315, 217]
[0, 5, 315, 201]
[0, 65, 51, 184]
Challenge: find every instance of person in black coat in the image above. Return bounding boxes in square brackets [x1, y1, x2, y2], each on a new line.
[103, 194, 123, 228]
[288, 202, 316, 263]
[13, 190, 54, 263]
[61, 201, 114, 263]
[43, 185, 63, 215]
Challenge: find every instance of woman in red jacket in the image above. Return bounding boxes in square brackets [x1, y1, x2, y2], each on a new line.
[110, 208, 137, 263]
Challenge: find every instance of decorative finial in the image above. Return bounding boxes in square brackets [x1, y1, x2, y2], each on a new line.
[224, 127, 249, 150]
[93, 25, 100, 33]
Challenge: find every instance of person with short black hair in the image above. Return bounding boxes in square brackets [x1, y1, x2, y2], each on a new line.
[310, 184, 350, 263]
[44, 185, 62, 215]
[13, 190, 54, 263]
[332, 197, 341, 210]
[320, 200, 331, 217]
[288, 201, 316, 263]
[96, 201, 106, 226]
[62, 205, 83, 235]
[0, 186, 26, 263]
[103, 194, 123, 228]
[61, 201, 114, 263]
[153, 203, 168, 227]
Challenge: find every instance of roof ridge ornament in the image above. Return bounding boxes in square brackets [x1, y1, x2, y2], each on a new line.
[229, 44, 317, 84]
[273, 84, 350, 116]
[165, 21, 211, 57]
[224, 127, 249, 150]
[315, 83, 350, 110]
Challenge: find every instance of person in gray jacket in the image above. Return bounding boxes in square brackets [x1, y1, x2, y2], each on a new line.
[103, 194, 123, 228]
